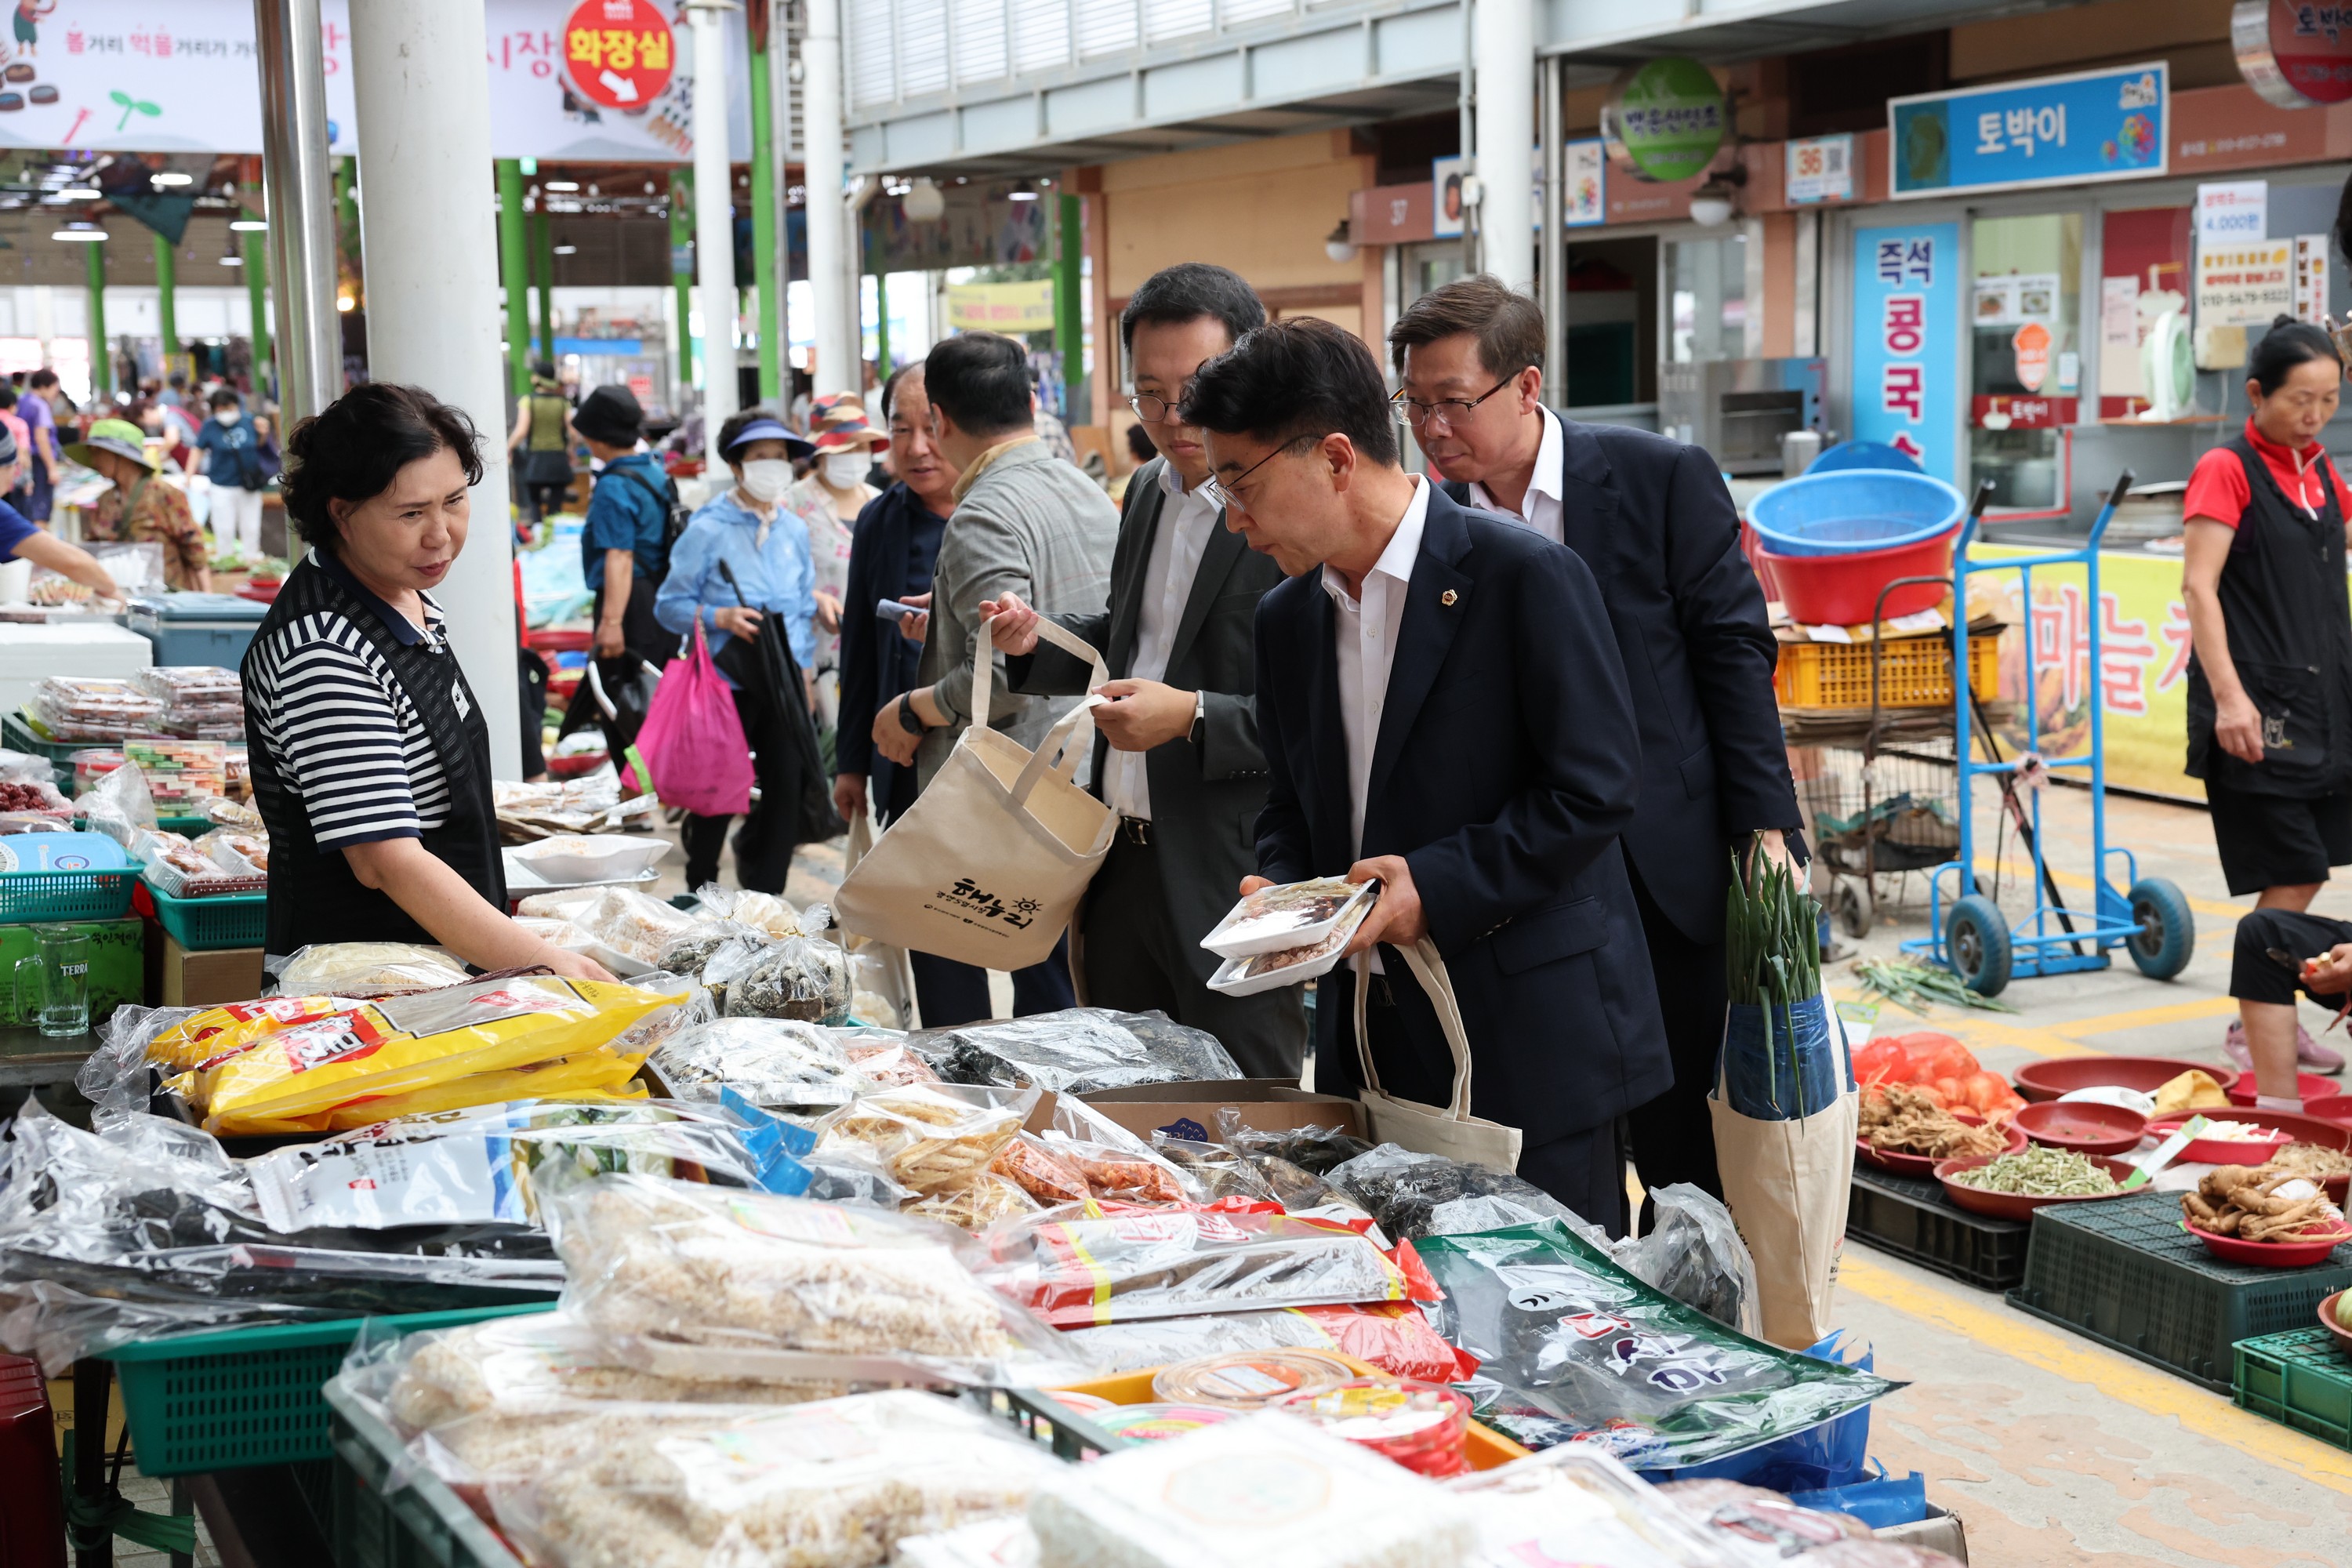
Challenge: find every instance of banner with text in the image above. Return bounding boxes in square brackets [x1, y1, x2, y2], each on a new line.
[1851, 221, 1960, 481]
[1889, 63, 2167, 198]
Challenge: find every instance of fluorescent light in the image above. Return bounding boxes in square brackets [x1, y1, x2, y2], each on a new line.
[220, 253, 242, 266]
[229, 218, 267, 232]
[150, 171, 192, 187]
[336, 295, 354, 312]
[553, 244, 577, 255]
[1007, 191, 1037, 201]
[52, 226, 105, 241]
[60, 187, 98, 201]
[543, 180, 579, 192]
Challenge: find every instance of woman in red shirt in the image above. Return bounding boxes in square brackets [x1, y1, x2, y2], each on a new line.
[2184, 314, 2352, 1101]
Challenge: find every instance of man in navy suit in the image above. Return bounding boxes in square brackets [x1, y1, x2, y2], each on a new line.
[1182, 318, 1670, 1235]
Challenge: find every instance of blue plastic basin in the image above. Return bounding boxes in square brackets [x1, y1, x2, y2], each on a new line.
[1748, 470, 1965, 558]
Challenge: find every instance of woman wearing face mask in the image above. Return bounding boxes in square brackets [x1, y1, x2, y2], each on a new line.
[655, 408, 821, 893]
[782, 394, 887, 731]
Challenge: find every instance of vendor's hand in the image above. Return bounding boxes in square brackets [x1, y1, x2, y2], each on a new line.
[713, 605, 764, 640]
[833, 773, 868, 825]
[1239, 875, 1275, 898]
[2216, 690, 2265, 765]
[1093, 679, 1195, 752]
[593, 620, 625, 659]
[541, 945, 617, 985]
[978, 591, 1040, 655]
[1342, 855, 1422, 956]
[898, 591, 931, 645]
[873, 696, 921, 767]
[2304, 943, 2352, 995]
[814, 590, 843, 634]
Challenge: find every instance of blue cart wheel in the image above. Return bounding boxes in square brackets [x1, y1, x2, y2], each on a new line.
[2125, 877, 2195, 981]
[1946, 894, 2013, 997]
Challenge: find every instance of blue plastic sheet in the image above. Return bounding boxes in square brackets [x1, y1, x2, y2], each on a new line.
[1636, 1331, 1877, 1490]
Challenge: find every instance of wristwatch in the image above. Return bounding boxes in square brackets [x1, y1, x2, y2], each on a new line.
[1189, 690, 1207, 745]
[898, 696, 927, 735]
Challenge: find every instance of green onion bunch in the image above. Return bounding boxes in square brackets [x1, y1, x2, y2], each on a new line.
[1725, 836, 1823, 1116]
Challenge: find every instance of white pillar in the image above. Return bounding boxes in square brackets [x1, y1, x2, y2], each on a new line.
[1474, 0, 1535, 291]
[688, 1, 738, 466]
[800, 0, 855, 398]
[347, 0, 521, 779]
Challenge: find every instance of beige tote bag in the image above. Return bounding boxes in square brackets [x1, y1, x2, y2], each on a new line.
[833, 615, 1115, 971]
[1710, 1079, 1859, 1351]
[839, 808, 920, 1027]
[1348, 942, 1524, 1172]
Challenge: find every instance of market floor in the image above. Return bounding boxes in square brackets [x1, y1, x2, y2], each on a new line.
[1821, 780, 2352, 1564]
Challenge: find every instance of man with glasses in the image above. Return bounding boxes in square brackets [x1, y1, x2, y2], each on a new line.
[1185, 317, 1668, 1233]
[981, 263, 1300, 1073]
[1390, 274, 1799, 1208]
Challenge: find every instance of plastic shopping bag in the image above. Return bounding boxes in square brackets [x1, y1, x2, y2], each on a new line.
[633, 619, 753, 818]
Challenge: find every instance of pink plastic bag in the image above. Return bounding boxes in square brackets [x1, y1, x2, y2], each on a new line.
[634, 620, 753, 817]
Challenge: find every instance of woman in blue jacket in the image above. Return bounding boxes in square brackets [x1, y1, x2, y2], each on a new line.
[655, 409, 818, 893]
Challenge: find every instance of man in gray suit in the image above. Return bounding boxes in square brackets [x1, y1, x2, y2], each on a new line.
[983, 264, 1303, 1075]
[873, 328, 1117, 1012]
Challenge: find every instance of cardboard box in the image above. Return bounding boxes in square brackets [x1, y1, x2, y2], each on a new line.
[157, 935, 263, 1007]
[0, 916, 143, 1026]
[1079, 1079, 1367, 1143]
[1877, 1506, 1967, 1563]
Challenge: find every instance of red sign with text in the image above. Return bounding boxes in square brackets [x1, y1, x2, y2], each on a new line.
[564, 0, 673, 112]
[1973, 394, 2078, 430]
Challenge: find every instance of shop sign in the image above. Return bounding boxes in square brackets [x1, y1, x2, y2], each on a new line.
[1432, 154, 1470, 240]
[562, 0, 673, 111]
[946, 281, 1055, 333]
[2012, 321, 2053, 391]
[2296, 233, 2332, 319]
[1784, 134, 1855, 204]
[1973, 394, 2077, 430]
[2196, 180, 2268, 242]
[1351, 182, 1434, 246]
[1889, 63, 2168, 198]
[1563, 140, 1607, 227]
[2233, 0, 2352, 107]
[1604, 59, 1729, 183]
[2195, 238, 2296, 327]
[1851, 223, 1960, 482]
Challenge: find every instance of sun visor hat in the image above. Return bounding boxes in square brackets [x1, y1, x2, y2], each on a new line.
[724, 417, 815, 461]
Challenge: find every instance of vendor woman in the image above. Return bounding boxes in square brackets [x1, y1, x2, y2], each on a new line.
[2185, 315, 2351, 1100]
[241, 383, 612, 981]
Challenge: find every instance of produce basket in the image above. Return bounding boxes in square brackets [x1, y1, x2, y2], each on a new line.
[136, 879, 268, 950]
[2234, 1326, 2352, 1451]
[325, 1379, 528, 1568]
[1775, 632, 2001, 710]
[103, 1303, 557, 1477]
[0, 863, 137, 922]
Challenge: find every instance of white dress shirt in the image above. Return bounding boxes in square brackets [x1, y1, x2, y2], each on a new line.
[1465, 405, 1564, 546]
[1104, 463, 1222, 822]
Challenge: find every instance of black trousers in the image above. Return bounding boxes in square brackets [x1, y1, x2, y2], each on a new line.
[562, 578, 672, 762]
[2233, 906, 2352, 1007]
[1623, 864, 1728, 1205]
[1083, 832, 1305, 1077]
[1359, 980, 1632, 1240]
[682, 687, 797, 895]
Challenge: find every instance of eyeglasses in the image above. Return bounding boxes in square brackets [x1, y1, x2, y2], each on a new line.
[1390, 372, 1518, 432]
[1127, 392, 1185, 424]
[1200, 434, 1315, 514]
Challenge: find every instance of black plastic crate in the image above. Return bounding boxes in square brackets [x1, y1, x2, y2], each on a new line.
[1848, 1163, 2030, 1290]
[2006, 1192, 2352, 1392]
[2235, 1327, 2352, 1451]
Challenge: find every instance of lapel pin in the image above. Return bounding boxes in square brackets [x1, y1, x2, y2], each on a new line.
[1440, 589, 1458, 607]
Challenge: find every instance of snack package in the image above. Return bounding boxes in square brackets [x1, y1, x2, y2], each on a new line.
[540, 1170, 1080, 1384]
[1416, 1219, 1900, 1469]
[1454, 1448, 1730, 1568]
[818, 1084, 1034, 1198]
[840, 1037, 940, 1087]
[916, 1009, 1242, 1094]
[144, 994, 360, 1073]
[906, 1171, 1042, 1231]
[1277, 1376, 1472, 1479]
[651, 1016, 866, 1109]
[31, 676, 165, 741]
[169, 975, 677, 1135]
[276, 942, 470, 997]
[724, 935, 855, 1025]
[1149, 1348, 1354, 1408]
[569, 886, 699, 966]
[981, 1205, 1409, 1327]
[1027, 1410, 1478, 1568]
[993, 1135, 1090, 1206]
[493, 1391, 1058, 1568]
[1061, 1302, 1476, 1385]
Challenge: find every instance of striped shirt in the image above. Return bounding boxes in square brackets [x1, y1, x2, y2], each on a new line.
[245, 562, 452, 849]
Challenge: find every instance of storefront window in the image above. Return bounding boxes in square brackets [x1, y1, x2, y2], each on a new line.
[1969, 212, 2082, 512]
[1668, 234, 1747, 363]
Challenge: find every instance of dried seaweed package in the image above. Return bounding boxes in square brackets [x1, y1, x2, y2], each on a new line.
[914, 1008, 1240, 1094]
[1330, 1143, 1581, 1242]
[650, 1017, 865, 1109]
[724, 935, 854, 1025]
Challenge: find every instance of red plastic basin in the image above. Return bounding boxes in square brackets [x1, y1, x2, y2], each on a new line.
[2227, 1069, 2347, 1112]
[1754, 528, 1957, 626]
[2014, 1098, 2147, 1156]
[2012, 1055, 2220, 1104]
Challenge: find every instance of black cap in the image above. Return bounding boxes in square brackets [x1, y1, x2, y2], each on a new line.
[573, 384, 644, 445]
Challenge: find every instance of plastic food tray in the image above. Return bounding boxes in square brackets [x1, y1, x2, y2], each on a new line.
[2234, 1327, 2352, 1452]
[104, 1303, 557, 1477]
[1200, 878, 1377, 960]
[2005, 1192, 2352, 1392]
[2, 710, 85, 793]
[137, 879, 267, 950]
[325, 1380, 529, 1568]
[1847, 1164, 2030, 1290]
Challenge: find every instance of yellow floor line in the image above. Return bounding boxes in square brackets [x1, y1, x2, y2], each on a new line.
[1825, 986, 2097, 1059]
[2049, 996, 2241, 1039]
[1840, 1255, 2352, 1495]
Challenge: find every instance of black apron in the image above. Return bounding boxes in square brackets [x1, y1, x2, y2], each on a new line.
[245, 554, 507, 954]
[2187, 434, 2352, 797]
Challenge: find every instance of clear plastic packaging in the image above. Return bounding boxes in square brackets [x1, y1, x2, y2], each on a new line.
[276, 942, 470, 997]
[1276, 1376, 1472, 1478]
[651, 1016, 866, 1109]
[1415, 1218, 1900, 1469]
[840, 1038, 939, 1087]
[916, 1008, 1242, 1094]
[76, 757, 156, 847]
[568, 886, 699, 966]
[798, 1142, 918, 1210]
[1200, 877, 1378, 959]
[1074, 1301, 1473, 1384]
[1149, 1348, 1353, 1407]
[125, 738, 228, 807]
[1450, 1447, 1731, 1568]
[1620, 1184, 1763, 1341]
[652, 920, 760, 980]
[1211, 1110, 1377, 1176]
[905, 1172, 1042, 1230]
[992, 1135, 1090, 1206]
[492, 774, 662, 839]
[31, 676, 164, 740]
[724, 934, 855, 1025]
[1331, 1143, 1593, 1242]
[980, 1206, 1408, 1327]
[492, 1391, 1059, 1568]
[689, 884, 804, 938]
[1649, 1477, 1869, 1562]
[817, 1084, 1034, 1198]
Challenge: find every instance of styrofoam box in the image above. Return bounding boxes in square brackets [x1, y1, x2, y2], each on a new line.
[0, 622, 154, 726]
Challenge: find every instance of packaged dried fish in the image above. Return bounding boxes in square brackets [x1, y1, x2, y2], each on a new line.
[651, 1017, 866, 1109]
[724, 935, 855, 1025]
[817, 1084, 1033, 1197]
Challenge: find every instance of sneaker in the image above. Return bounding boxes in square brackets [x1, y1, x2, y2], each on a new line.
[2224, 1020, 2252, 1074]
[2223, 1019, 2347, 1076]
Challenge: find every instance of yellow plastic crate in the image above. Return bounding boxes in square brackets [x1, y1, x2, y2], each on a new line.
[1775, 631, 2001, 710]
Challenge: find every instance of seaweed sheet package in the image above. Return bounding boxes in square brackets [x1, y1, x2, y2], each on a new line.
[171, 976, 675, 1135]
[1416, 1220, 1899, 1470]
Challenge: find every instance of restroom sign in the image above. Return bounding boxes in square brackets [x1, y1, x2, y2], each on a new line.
[564, 0, 673, 111]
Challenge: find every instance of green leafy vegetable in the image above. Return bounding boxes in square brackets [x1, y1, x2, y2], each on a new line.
[1856, 956, 2019, 1015]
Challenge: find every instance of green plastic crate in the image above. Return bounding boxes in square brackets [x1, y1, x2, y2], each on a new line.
[2006, 1192, 2352, 1392]
[143, 878, 267, 950]
[2234, 1327, 2352, 1450]
[105, 1302, 556, 1477]
[2, 710, 86, 793]
[327, 1380, 529, 1568]
[0, 865, 136, 922]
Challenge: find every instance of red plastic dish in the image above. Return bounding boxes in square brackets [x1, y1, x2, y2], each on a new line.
[1752, 533, 1957, 625]
[2145, 1110, 2352, 1200]
[2319, 1290, 2352, 1354]
[1935, 1152, 2137, 1221]
[2012, 1056, 2218, 1105]
[1856, 1111, 2024, 1178]
[2226, 1069, 2347, 1112]
[2014, 1099, 2147, 1157]
[2184, 1218, 2352, 1269]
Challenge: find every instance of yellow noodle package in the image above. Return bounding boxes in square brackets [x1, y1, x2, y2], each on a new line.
[172, 976, 673, 1135]
[301, 1047, 652, 1131]
[145, 994, 357, 1073]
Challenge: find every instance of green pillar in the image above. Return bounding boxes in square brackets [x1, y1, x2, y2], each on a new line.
[532, 212, 556, 362]
[241, 189, 270, 391]
[749, 36, 781, 405]
[670, 169, 694, 394]
[153, 231, 176, 381]
[1054, 192, 1082, 421]
[85, 239, 108, 401]
[496, 160, 531, 398]
[874, 270, 890, 376]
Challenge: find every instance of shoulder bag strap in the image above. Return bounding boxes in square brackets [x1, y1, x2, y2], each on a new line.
[1351, 937, 1474, 1120]
[971, 612, 1109, 802]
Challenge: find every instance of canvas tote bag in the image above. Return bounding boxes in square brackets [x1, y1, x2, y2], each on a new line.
[1347, 942, 1524, 1171]
[833, 615, 1115, 971]
[840, 808, 919, 1027]
[1709, 1052, 1859, 1351]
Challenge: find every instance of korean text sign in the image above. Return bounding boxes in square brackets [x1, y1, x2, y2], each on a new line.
[1889, 64, 2167, 198]
[1850, 223, 1960, 482]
